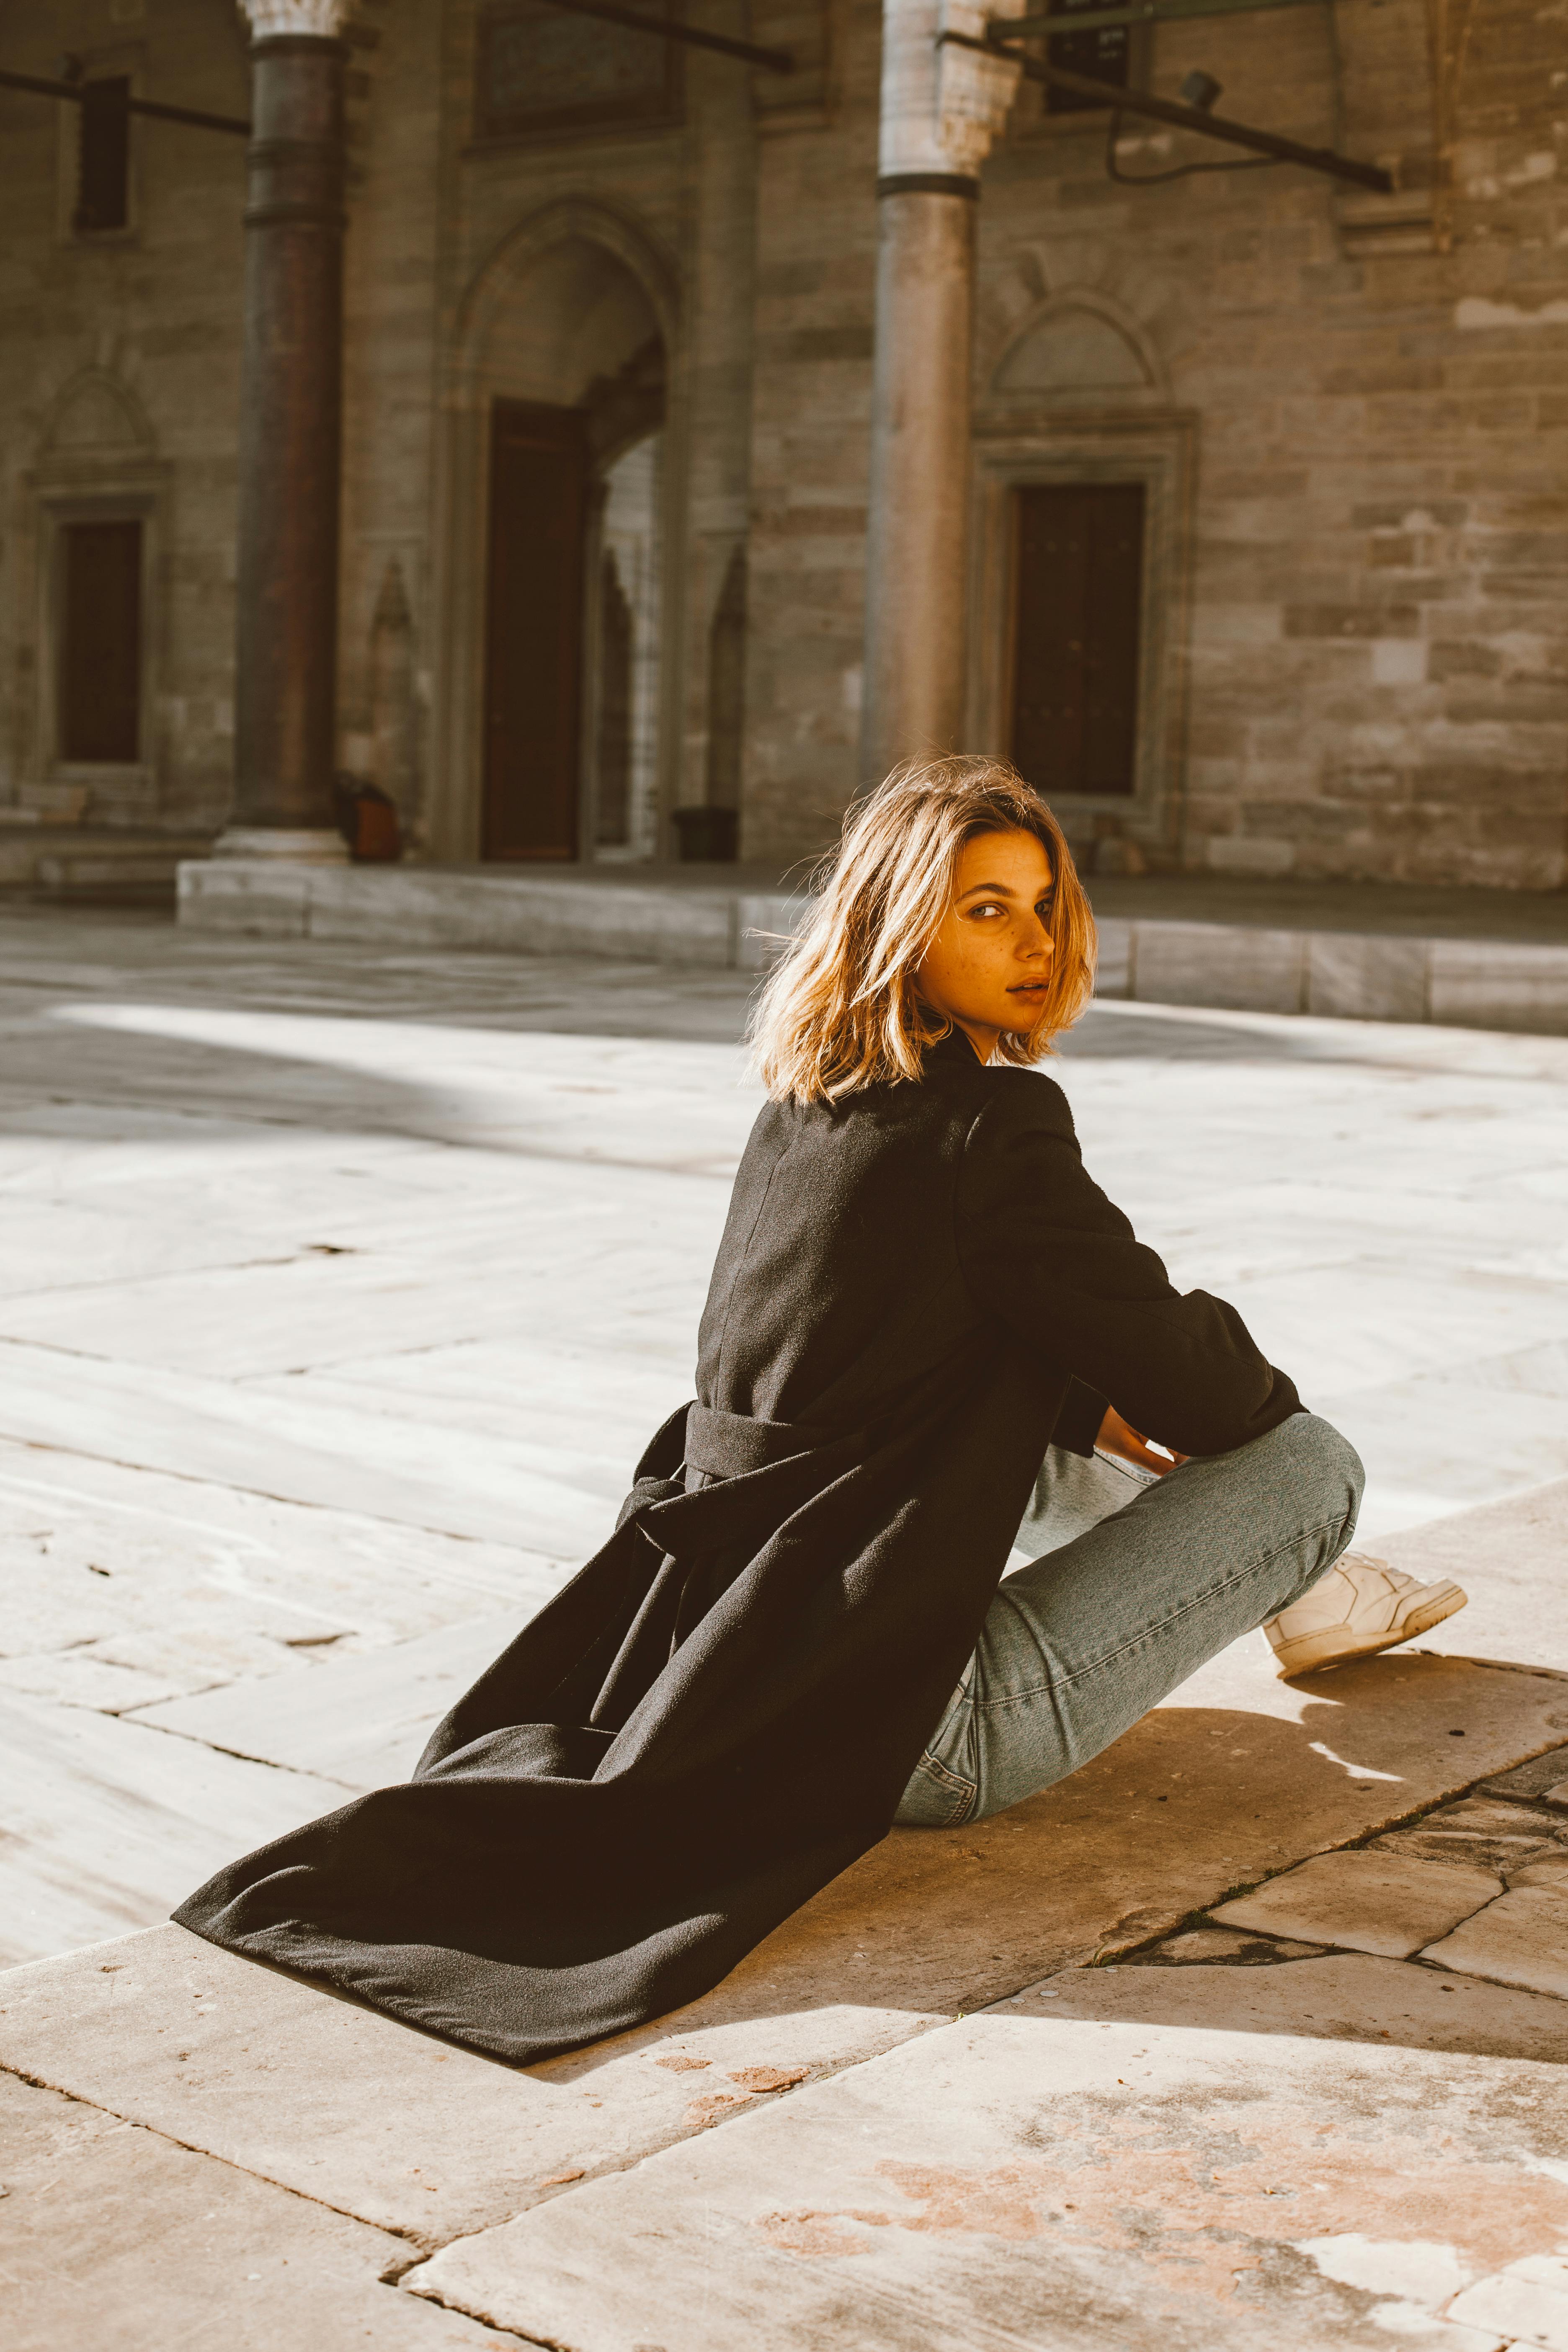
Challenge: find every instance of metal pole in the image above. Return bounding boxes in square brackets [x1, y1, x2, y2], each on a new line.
[526, 0, 793, 73]
[939, 31, 1396, 191]
[0, 65, 250, 136]
[1006, 0, 1315, 36]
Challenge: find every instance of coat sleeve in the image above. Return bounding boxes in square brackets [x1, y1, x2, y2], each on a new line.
[958, 1074, 1302, 1458]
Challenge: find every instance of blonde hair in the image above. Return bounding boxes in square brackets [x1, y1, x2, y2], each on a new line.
[750, 756, 1096, 1104]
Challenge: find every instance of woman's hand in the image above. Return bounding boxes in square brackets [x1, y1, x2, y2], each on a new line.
[1095, 1405, 1188, 1478]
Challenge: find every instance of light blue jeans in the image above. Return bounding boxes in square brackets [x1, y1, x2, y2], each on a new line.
[896, 1411, 1364, 1827]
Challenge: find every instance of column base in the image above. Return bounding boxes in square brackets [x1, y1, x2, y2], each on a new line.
[210, 826, 349, 864]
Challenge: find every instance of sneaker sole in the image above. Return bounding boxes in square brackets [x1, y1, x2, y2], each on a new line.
[1272, 1581, 1469, 1680]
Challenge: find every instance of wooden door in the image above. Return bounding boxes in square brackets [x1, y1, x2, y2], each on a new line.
[59, 518, 142, 763]
[482, 400, 589, 861]
[1008, 482, 1144, 799]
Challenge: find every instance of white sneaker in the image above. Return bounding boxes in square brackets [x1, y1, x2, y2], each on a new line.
[1265, 1550, 1468, 1680]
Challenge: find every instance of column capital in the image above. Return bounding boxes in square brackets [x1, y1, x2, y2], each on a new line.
[237, 0, 356, 36]
[878, 0, 1027, 185]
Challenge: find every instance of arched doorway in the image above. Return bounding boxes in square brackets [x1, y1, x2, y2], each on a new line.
[474, 235, 667, 862]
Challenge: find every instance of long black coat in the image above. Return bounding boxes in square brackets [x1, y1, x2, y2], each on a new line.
[176, 1032, 1300, 2062]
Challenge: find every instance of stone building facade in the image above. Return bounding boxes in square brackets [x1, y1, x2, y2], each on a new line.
[2, 0, 1565, 889]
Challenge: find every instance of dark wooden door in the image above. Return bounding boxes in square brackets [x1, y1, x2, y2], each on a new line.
[482, 400, 589, 860]
[59, 518, 142, 763]
[1009, 482, 1144, 799]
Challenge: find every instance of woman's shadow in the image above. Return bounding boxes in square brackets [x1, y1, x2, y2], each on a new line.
[541, 1648, 1568, 2079]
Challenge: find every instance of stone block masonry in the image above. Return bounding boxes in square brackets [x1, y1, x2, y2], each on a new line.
[966, 0, 1568, 890]
[735, 0, 1568, 885]
[0, 0, 251, 840]
[3, 0, 1564, 905]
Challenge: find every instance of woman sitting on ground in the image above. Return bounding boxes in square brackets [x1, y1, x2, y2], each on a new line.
[177, 757, 1465, 2061]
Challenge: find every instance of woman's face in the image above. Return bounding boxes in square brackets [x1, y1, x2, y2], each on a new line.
[916, 828, 1057, 1062]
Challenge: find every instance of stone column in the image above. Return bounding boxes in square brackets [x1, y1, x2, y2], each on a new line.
[861, 0, 1022, 781]
[216, 0, 353, 862]
[674, 3, 758, 857]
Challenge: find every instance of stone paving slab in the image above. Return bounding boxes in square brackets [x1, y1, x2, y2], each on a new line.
[404, 1986, 1568, 2352]
[1423, 1883, 1568, 1999]
[0, 2069, 518, 2352]
[0, 1434, 561, 1685]
[2, 921, 1567, 2343]
[18, 998, 757, 1174]
[0, 1926, 949, 2252]
[1382, 1473, 1568, 1672]
[0, 1241, 625, 1380]
[0, 1434, 573, 1963]
[1448, 2252, 1568, 2349]
[0, 1337, 618, 1554]
[129, 1613, 527, 1790]
[1007, 1950, 1568, 2063]
[1483, 1747, 1568, 1803]
[6, 924, 1566, 1563]
[0, 1693, 351, 1972]
[1372, 1794, 1568, 1878]
[1212, 1851, 1506, 1956]
[3, 1656, 1563, 2249]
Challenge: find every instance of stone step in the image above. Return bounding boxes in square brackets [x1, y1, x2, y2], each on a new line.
[176, 859, 1568, 1034]
[0, 828, 212, 904]
[178, 858, 811, 974]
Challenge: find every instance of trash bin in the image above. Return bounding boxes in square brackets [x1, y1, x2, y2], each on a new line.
[333, 774, 402, 863]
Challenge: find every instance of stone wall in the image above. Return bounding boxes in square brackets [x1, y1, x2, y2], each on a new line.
[741, 0, 1566, 883]
[740, 0, 879, 867]
[0, 0, 250, 838]
[1, 0, 1560, 886]
[985, 0, 1568, 888]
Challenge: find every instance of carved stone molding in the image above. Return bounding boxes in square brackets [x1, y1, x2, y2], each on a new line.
[236, 0, 355, 37]
[877, 0, 1026, 183]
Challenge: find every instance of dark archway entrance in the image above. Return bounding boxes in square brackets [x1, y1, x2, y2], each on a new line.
[477, 237, 665, 863]
[482, 402, 589, 861]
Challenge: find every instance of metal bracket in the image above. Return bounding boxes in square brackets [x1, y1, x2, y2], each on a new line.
[0, 64, 251, 136]
[939, 31, 1395, 192]
[1006, 0, 1320, 34]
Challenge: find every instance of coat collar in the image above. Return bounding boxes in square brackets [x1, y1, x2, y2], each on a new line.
[925, 1025, 989, 1077]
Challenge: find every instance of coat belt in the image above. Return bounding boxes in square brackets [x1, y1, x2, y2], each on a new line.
[684, 1400, 864, 1480]
[617, 1400, 867, 1563]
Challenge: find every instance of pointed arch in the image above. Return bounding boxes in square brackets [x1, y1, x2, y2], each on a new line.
[452, 196, 681, 404]
[429, 196, 685, 863]
[988, 290, 1170, 407]
[40, 365, 156, 456]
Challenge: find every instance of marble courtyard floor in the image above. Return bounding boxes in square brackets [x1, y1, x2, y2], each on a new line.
[2, 908, 1567, 2350]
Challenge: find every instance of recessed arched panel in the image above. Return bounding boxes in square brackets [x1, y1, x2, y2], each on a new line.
[994, 304, 1154, 401]
[461, 224, 673, 867]
[475, 235, 663, 413]
[455, 199, 680, 397]
[433, 201, 683, 865]
[42, 367, 154, 455]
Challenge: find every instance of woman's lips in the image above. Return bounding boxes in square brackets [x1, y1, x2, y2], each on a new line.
[1008, 980, 1049, 994]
